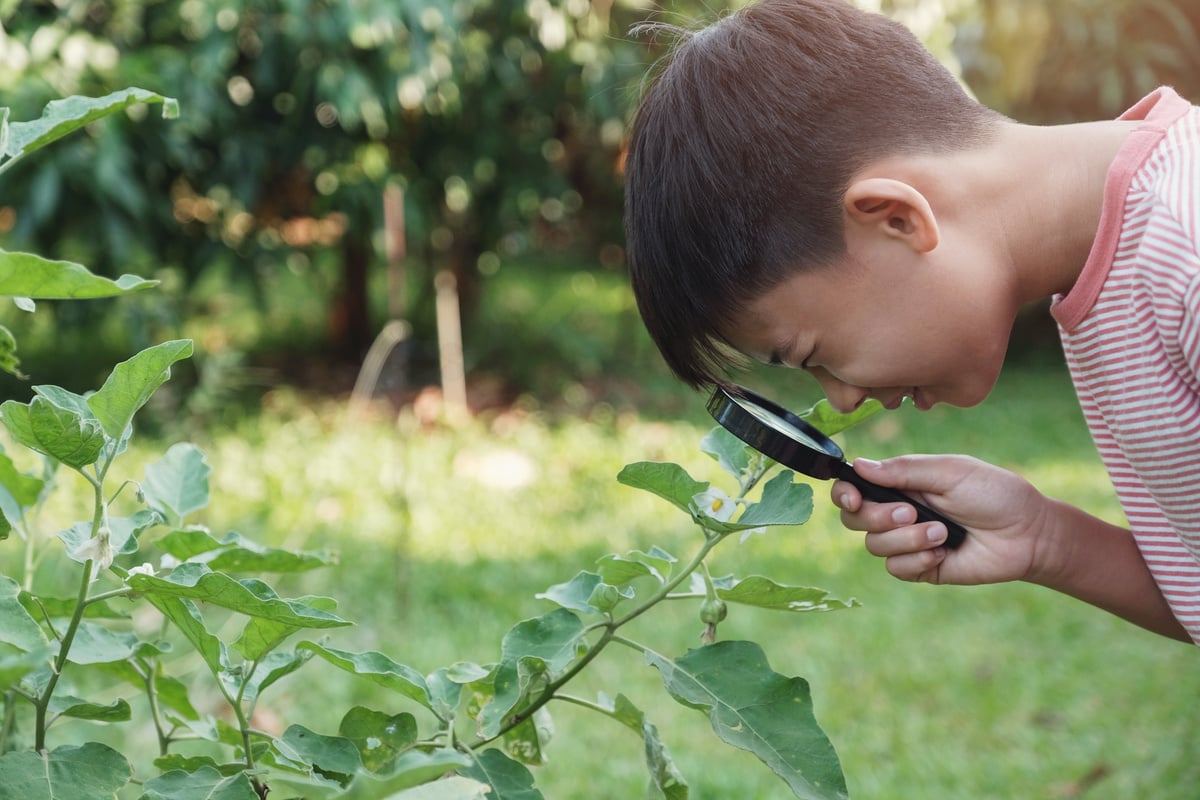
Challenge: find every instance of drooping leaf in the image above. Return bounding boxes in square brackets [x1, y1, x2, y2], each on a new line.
[142, 442, 210, 526]
[0, 575, 49, 652]
[2, 88, 179, 162]
[600, 692, 688, 800]
[459, 748, 544, 800]
[338, 706, 418, 773]
[647, 641, 848, 800]
[87, 339, 193, 440]
[617, 462, 708, 514]
[143, 595, 226, 675]
[235, 595, 338, 661]
[0, 249, 157, 300]
[0, 742, 132, 799]
[426, 662, 490, 721]
[46, 694, 132, 722]
[127, 563, 348, 629]
[298, 641, 432, 710]
[58, 509, 160, 563]
[718, 576, 859, 613]
[502, 707, 554, 766]
[139, 766, 258, 800]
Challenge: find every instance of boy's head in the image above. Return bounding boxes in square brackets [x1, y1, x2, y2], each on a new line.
[624, 0, 1001, 389]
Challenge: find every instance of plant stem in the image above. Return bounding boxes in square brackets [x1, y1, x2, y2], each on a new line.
[33, 471, 106, 752]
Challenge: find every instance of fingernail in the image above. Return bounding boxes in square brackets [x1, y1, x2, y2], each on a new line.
[927, 523, 946, 545]
[891, 506, 914, 525]
[855, 458, 881, 469]
[836, 492, 850, 510]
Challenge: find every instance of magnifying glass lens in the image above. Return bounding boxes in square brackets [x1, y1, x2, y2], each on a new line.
[732, 395, 838, 454]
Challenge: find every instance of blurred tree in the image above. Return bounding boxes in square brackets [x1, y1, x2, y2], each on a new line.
[951, 0, 1200, 122]
[0, 0, 650, 371]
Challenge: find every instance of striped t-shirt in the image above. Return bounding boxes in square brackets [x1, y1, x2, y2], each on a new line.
[1053, 87, 1200, 644]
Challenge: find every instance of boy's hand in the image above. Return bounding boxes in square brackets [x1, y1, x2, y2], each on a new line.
[833, 455, 1048, 586]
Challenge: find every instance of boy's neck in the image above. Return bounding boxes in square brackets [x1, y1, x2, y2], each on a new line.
[995, 118, 1142, 303]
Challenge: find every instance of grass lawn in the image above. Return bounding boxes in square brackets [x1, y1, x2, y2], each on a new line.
[94, 355, 1194, 800]
[6, 253, 1196, 798]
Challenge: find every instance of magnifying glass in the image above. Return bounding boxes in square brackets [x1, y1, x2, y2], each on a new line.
[707, 385, 966, 549]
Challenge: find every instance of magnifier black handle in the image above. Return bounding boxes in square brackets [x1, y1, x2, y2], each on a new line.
[833, 463, 966, 549]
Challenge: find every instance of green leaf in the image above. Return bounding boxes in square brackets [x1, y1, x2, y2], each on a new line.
[0, 643, 53, 689]
[87, 340, 194, 440]
[236, 594, 337, 660]
[617, 462, 708, 514]
[338, 706, 418, 773]
[47, 694, 132, 722]
[476, 609, 586, 738]
[239, 649, 312, 705]
[799, 397, 885, 438]
[718, 576, 859, 613]
[59, 509, 159, 563]
[0, 575, 49, 652]
[536, 571, 627, 615]
[142, 442, 210, 526]
[647, 641, 848, 800]
[502, 707, 554, 766]
[128, 563, 348, 629]
[0, 323, 20, 376]
[596, 546, 677, 585]
[63, 622, 138, 665]
[459, 748, 544, 800]
[736, 470, 814, 527]
[694, 472, 814, 535]
[700, 425, 754, 481]
[144, 595, 226, 675]
[0, 249, 157, 300]
[140, 766, 259, 800]
[0, 450, 44, 534]
[601, 693, 688, 800]
[156, 528, 334, 573]
[0, 742, 132, 799]
[338, 750, 474, 798]
[3, 88, 179, 161]
[0, 396, 108, 469]
[276, 725, 362, 785]
[298, 641, 432, 710]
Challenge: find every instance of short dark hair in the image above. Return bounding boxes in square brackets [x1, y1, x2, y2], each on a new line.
[624, 0, 1001, 388]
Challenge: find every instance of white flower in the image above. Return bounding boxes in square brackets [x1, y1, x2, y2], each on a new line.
[127, 562, 156, 579]
[692, 488, 737, 522]
[69, 528, 114, 580]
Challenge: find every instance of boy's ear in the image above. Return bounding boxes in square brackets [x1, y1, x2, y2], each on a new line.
[843, 178, 939, 253]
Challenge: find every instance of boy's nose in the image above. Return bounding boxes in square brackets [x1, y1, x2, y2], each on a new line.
[813, 371, 869, 414]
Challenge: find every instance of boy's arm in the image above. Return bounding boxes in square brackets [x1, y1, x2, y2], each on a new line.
[834, 455, 1192, 643]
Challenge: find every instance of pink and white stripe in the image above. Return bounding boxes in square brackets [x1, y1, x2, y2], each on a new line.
[1054, 87, 1200, 643]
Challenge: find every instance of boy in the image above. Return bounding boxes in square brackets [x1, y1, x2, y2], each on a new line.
[623, 0, 1200, 644]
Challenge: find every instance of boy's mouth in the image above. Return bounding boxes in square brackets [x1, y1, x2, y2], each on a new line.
[883, 388, 932, 411]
